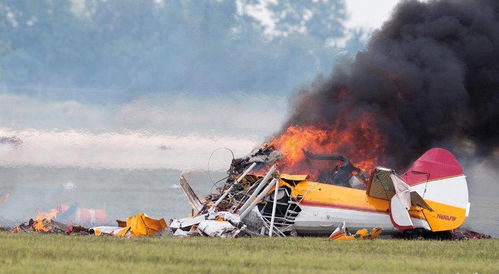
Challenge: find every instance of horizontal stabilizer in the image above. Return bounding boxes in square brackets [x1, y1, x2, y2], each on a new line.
[410, 191, 433, 211]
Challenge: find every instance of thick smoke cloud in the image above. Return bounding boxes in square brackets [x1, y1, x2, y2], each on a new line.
[283, 0, 499, 169]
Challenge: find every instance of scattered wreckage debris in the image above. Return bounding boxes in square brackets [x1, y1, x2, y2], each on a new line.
[8, 218, 91, 235]
[170, 162, 287, 238]
[1, 213, 167, 238]
[328, 222, 383, 241]
[170, 211, 252, 238]
[92, 213, 167, 237]
[393, 228, 493, 241]
[228, 144, 281, 175]
[450, 230, 492, 240]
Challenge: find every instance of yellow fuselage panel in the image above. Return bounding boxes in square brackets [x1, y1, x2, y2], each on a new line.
[422, 200, 467, 231]
[288, 181, 390, 214]
[284, 180, 467, 231]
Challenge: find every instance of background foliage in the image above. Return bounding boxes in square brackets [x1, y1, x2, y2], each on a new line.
[0, 0, 365, 102]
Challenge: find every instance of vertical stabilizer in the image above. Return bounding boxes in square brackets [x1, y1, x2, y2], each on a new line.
[402, 148, 470, 231]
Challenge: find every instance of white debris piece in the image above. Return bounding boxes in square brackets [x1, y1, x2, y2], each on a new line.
[214, 211, 241, 225]
[197, 220, 238, 238]
[91, 226, 123, 235]
[173, 229, 190, 237]
[169, 214, 207, 230]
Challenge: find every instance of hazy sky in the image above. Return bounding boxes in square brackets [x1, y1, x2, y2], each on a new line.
[345, 0, 399, 29]
[0, 0, 401, 170]
[236, 0, 400, 38]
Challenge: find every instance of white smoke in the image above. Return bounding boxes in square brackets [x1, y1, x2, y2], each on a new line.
[0, 128, 257, 170]
[0, 92, 287, 170]
[464, 155, 499, 237]
[0, 92, 286, 137]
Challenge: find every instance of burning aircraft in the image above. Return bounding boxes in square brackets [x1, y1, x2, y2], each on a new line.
[171, 99, 472, 238]
[169, 0, 499, 238]
[171, 145, 470, 238]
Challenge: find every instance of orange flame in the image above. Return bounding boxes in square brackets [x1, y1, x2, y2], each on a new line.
[33, 208, 60, 232]
[33, 219, 52, 232]
[35, 208, 59, 221]
[270, 112, 385, 180]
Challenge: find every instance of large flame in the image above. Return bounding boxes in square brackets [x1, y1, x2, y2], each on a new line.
[270, 112, 385, 180]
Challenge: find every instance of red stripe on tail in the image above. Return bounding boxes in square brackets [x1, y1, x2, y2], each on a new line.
[402, 148, 464, 186]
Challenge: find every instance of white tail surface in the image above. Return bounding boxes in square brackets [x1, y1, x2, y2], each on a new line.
[402, 148, 470, 231]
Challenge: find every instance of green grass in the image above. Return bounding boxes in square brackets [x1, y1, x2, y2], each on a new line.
[0, 232, 497, 273]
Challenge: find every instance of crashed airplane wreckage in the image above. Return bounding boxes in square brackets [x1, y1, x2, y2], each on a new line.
[171, 147, 472, 238]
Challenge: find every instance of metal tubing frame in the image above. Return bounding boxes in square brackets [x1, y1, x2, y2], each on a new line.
[240, 177, 277, 219]
[210, 162, 257, 211]
[237, 165, 276, 214]
[268, 178, 279, 237]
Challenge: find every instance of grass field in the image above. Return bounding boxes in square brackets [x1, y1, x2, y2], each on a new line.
[0, 232, 497, 273]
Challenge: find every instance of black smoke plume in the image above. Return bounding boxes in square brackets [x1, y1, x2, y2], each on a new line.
[282, 0, 499, 169]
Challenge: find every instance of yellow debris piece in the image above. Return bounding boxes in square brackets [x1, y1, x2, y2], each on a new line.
[329, 227, 382, 241]
[116, 213, 167, 237]
[280, 174, 309, 181]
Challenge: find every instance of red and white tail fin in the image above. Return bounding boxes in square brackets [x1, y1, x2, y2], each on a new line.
[402, 148, 470, 231]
